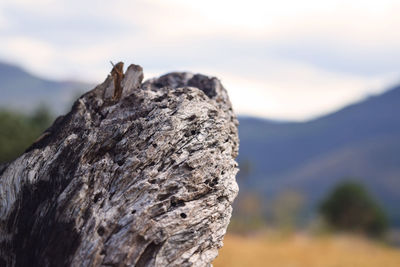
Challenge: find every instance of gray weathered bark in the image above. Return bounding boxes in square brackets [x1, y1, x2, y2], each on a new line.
[0, 63, 239, 267]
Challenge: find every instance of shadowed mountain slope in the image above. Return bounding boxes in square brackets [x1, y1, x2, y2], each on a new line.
[238, 85, 400, 225]
[0, 61, 90, 114]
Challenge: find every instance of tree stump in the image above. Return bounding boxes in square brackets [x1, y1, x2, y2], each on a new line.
[0, 63, 239, 267]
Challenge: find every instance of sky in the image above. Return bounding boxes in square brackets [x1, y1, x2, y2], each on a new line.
[1, 0, 400, 120]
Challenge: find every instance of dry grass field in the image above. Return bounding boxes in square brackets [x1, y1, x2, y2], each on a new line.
[213, 233, 400, 267]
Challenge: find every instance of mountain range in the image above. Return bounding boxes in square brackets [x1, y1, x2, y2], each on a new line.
[0, 61, 399, 226]
[237, 86, 400, 226]
[0, 61, 91, 114]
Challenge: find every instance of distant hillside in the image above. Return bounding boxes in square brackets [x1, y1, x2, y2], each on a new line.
[0, 61, 91, 114]
[238, 86, 400, 226]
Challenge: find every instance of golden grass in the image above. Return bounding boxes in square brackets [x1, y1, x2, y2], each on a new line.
[213, 232, 400, 267]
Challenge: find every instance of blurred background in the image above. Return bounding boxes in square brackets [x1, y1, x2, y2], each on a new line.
[1, 0, 400, 266]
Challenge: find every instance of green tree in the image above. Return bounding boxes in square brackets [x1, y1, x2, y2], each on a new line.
[0, 107, 53, 163]
[319, 181, 388, 237]
[30, 106, 53, 130]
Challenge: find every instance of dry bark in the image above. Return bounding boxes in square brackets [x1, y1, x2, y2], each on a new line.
[0, 63, 239, 267]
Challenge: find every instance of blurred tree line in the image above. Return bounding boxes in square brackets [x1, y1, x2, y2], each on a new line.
[320, 181, 388, 238]
[231, 181, 388, 239]
[232, 158, 389, 239]
[0, 107, 53, 163]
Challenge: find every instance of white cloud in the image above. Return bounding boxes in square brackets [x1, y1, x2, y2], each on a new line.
[190, 60, 398, 120]
[0, 3, 10, 30]
[0, 36, 57, 74]
[140, 58, 398, 120]
[0, 0, 400, 120]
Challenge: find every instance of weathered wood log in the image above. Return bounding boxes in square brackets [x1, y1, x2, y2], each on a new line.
[0, 63, 239, 267]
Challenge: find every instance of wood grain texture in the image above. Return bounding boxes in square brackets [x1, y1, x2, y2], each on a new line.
[0, 63, 239, 267]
